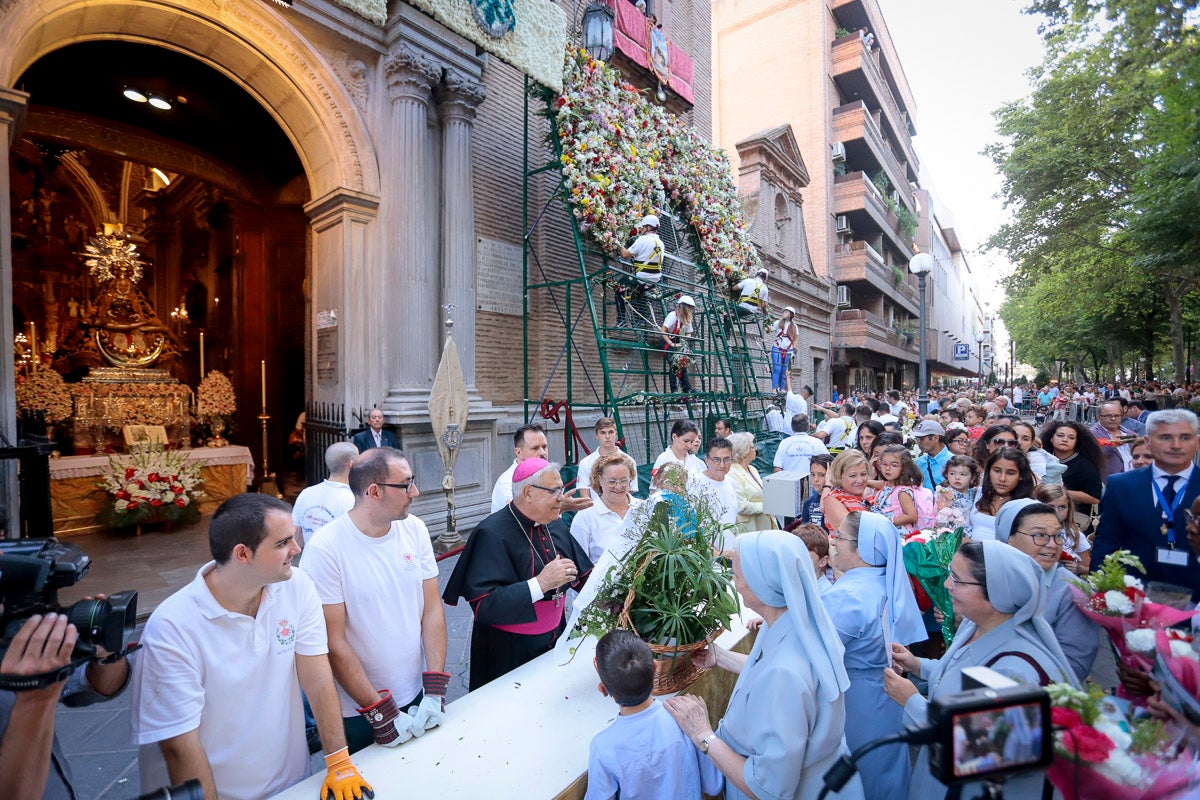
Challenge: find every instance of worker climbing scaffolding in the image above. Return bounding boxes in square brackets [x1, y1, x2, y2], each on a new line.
[521, 48, 783, 471]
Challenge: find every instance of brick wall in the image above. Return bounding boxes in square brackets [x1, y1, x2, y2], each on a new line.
[471, 0, 716, 408]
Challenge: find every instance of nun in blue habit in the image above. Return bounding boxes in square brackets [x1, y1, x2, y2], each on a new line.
[823, 511, 926, 800]
[664, 530, 864, 800]
[884, 540, 1079, 800]
[995, 498, 1100, 682]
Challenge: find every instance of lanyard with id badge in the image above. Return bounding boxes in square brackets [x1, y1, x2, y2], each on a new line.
[1153, 473, 1192, 567]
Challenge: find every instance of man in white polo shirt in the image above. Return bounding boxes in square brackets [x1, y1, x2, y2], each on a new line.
[130, 494, 372, 800]
[292, 441, 357, 551]
[301, 448, 449, 753]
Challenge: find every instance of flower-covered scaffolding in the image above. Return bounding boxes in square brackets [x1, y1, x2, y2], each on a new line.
[552, 47, 761, 287]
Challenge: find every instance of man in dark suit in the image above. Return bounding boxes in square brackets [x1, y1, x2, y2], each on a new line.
[1093, 409, 1200, 599]
[352, 408, 399, 453]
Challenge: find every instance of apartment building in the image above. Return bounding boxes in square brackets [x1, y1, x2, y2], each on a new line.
[713, 0, 984, 393]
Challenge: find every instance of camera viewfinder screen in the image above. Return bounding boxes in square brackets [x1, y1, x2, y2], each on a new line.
[952, 702, 1044, 779]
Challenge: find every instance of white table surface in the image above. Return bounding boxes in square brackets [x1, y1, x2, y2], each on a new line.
[271, 606, 753, 799]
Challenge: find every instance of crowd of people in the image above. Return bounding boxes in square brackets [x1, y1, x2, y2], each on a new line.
[6, 376, 1200, 800]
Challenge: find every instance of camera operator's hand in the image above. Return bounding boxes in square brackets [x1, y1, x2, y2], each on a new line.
[0, 614, 77, 800]
[1, 613, 77, 699]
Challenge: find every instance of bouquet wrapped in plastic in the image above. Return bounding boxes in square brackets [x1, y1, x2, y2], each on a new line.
[902, 507, 966, 644]
[1069, 551, 1197, 698]
[1045, 682, 1200, 799]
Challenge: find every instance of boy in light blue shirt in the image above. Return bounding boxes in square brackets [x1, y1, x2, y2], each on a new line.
[585, 630, 723, 800]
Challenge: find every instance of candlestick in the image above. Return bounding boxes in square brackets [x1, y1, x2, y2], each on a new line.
[29, 322, 37, 369]
[199, 331, 205, 376]
[260, 359, 267, 409]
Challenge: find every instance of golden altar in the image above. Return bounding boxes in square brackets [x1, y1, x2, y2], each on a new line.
[69, 367, 192, 453]
[49, 445, 255, 535]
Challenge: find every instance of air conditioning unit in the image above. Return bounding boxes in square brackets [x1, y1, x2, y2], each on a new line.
[830, 141, 846, 163]
[836, 285, 851, 307]
[835, 215, 850, 233]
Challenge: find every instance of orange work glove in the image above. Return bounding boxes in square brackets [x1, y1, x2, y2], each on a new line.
[320, 747, 373, 800]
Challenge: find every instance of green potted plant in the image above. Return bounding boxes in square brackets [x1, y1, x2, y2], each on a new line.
[574, 468, 740, 693]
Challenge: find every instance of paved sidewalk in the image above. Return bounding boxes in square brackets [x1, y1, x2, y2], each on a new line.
[55, 555, 474, 800]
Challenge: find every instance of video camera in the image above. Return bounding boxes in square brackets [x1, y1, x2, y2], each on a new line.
[821, 669, 1052, 800]
[0, 538, 138, 691]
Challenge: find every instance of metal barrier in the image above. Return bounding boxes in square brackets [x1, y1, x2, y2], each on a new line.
[303, 402, 351, 485]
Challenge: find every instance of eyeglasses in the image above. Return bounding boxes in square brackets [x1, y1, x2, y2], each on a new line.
[376, 480, 417, 494]
[706, 456, 734, 465]
[602, 478, 632, 487]
[1014, 529, 1069, 546]
[947, 571, 984, 588]
[1098, 413, 1123, 419]
[829, 534, 857, 544]
[529, 484, 565, 498]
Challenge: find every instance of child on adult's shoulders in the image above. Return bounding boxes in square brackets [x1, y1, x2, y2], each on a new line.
[585, 630, 723, 800]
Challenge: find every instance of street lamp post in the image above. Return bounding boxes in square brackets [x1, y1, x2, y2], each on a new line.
[909, 253, 933, 415]
[581, 1, 615, 62]
[975, 332, 985, 388]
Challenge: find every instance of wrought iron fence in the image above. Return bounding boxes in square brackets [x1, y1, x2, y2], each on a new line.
[303, 402, 351, 485]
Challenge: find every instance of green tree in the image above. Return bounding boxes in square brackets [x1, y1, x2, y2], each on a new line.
[987, 0, 1200, 381]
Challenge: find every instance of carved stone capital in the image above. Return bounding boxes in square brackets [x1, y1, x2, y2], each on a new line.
[437, 72, 487, 120]
[385, 45, 440, 103]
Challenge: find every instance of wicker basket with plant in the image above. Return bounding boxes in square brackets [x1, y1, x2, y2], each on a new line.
[573, 469, 740, 694]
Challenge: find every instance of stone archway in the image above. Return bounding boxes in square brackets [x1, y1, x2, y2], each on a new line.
[0, 0, 379, 199]
[0, 0, 383, 524]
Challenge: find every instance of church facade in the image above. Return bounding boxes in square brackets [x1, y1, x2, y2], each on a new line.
[0, 0, 821, 536]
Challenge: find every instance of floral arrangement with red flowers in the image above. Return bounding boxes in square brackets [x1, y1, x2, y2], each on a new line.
[1070, 551, 1197, 696]
[553, 47, 760, 287]
[98, 444, 205, 528]
[1046, 682, 1200, 799]
[16, 369, 73, 423]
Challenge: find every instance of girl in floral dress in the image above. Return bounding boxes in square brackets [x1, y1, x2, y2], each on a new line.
[870, 445, 935, 535]
[936, 455, 980, 518]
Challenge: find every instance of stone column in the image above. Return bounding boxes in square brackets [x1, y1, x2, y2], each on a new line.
[381, 46, 441, 413]
[437, 72, 486, 392]
[0, 89, 28, 537]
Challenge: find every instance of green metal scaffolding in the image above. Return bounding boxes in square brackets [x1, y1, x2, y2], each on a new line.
[521, 79, 777, 469]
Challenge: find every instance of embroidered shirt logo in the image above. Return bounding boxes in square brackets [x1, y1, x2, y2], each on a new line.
[275, 618, 296, 646]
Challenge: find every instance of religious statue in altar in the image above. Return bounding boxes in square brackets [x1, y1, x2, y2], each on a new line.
[54, 227, 192, 453]
[55, 227, 182, 375]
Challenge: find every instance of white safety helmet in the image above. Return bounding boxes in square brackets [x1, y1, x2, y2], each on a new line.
[757, 267, 769, 279]
[783, 305, 797, 315]
[638, 214, 660, 229]
[677, 295, 696, 307]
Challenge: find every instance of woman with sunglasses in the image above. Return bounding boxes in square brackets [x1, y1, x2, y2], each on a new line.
[970, 425, 1019, 469]
[995, 500, 1099, 682]
[570, 451, 643, 563]
[884, 540, 1078, 799]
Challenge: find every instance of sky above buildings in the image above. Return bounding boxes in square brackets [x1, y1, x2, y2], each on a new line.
[883, 0, 1047, 330]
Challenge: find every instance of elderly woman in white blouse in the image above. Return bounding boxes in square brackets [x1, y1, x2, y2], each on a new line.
[727, 432, 777, 533]
[569, 450, 643, 562]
